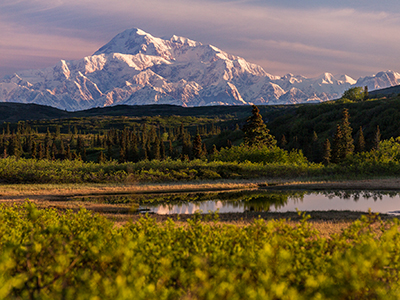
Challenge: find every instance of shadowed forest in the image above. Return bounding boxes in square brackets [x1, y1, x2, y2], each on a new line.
[1, 88, 400, 183]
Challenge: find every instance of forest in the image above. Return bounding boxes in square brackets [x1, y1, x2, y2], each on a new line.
[1, 89, 400, 184]
[2, 90, 400, 299]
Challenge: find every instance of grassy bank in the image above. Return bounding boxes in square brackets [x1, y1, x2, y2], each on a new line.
[2, 154, 400, 185]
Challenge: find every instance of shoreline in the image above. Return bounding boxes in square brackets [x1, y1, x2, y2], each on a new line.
[1, 178, 400, 226]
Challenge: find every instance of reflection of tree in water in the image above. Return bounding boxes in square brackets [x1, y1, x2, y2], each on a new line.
[138, 190, 306, 212]
[320, 190, 400, 202]
[224, 191, 306, 212]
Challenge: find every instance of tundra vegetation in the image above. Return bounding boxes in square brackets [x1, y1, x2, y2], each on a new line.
[0, 202, 399, 299]
[1, 91, 400, 298]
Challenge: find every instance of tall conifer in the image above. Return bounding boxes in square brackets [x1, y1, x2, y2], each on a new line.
[242, 105, 276, 148]
[373, 125, 381, 150]
[355, 126, 365, 153]
[322, 139, 331, 165]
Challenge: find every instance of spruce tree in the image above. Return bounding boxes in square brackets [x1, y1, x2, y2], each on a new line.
[151, 137, 161, 160]
[373, 125, 381, 150]
[340, 108, 354, 158]
[331, 124, 343, 164]
[210, 144, 218, 156]
[280, 135, 287, 149]
[192, 134, 203, 159]
[31, 141, 37, 159]
[242, 105, 276, 148]
[168, 140, 174, 158]
[322, 139, 331, 165]
[355, 126, 365, 153]
[160, 140, 166, 160]
[98, 151, 106, 163]
[364, 86, 369, 101]
[66, 145, 72, 160]
[202, 143, 207, 157]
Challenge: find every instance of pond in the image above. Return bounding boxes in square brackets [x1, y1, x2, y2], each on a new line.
[71, 190, 400, 215]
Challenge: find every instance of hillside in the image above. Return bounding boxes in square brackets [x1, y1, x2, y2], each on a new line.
[0, 102, 296, 123]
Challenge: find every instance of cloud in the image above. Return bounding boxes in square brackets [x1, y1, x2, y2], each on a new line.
[1, 0, 400, 78]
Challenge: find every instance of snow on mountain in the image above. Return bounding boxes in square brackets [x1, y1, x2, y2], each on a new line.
[0, 27, 399, 111]
[355, 70, 400, 90]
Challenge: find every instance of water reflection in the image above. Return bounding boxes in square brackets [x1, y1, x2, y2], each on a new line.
[141, 190, 400, 215]
[69, 190, 400, 215]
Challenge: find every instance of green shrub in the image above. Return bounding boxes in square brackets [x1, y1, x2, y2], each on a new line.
[0, 204, 400, 299]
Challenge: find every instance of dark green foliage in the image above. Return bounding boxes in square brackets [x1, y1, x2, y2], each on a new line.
[330, 108, 354, 163]
[340, 108, 354, 158]
[364, 86, 369, 101]
[373, 125, 381, 150]
[192, 134, 203, 159]
[322, 139, 331, 165]
[280, 134, 287, 148]
[331, 124, 343, 164]
[355, 126, 366, 153]
[242, 105, 276, 148]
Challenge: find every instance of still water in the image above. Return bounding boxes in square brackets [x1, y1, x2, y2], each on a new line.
[139, 190, 400, 215]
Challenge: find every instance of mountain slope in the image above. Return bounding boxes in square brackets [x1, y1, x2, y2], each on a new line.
[0, 28, 399, 111]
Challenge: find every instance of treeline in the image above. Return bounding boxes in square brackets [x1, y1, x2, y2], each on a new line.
[2, 92, 400, 166]
[0, 120, 235, 163]
[268, 95, 400, 162]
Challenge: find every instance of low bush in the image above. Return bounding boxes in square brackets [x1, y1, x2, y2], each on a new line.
[0, 203, 399, 299]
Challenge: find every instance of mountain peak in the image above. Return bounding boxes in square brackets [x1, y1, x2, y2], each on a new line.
[93, 27, 173, 59]
[1, 27, 400, 111]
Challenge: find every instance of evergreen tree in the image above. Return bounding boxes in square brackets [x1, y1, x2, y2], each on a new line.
[168, 140, 174, 158]
[242, 105, 276, 148]
[364, 86, 369, 101]
[322, 139, 331, 165]
[160, 140, 166, 160]
[340, 108, 354, 158]
[44, 128, 51, 149]
[355, 126, 365, 153]
[59, 139, 65, 159]
[202, 143, 207, 157]
[31, 141, 37, 159]
[310, 131, 320, 162]
[66, 145, 72, 160]
[280, 135, 287, 149]
[38, 143, 44, 159]
[226, 139, 232, 148]
[82, 148, 87, 162]
[150, 137, 161, 160]
[331, 109, 354, 163]
[45, 144, 51, 160]
[119, 146, 126, 163]
[8, 133, 21, 158]
[192, 134, 203, 159]
[98, 151, 106, 163]
[331, 124, 343, 164]
[210, 144, 219, 156]
[373, 125, 381, 150]
[51, 143, 58, 160]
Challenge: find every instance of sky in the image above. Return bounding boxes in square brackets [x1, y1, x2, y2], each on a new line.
[1, 0, 400, 79]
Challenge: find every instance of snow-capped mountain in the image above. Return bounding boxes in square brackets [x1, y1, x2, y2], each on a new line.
[0, 28, 399, 111]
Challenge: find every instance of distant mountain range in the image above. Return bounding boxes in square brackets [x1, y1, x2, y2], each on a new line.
[1, 28, 400, 111]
